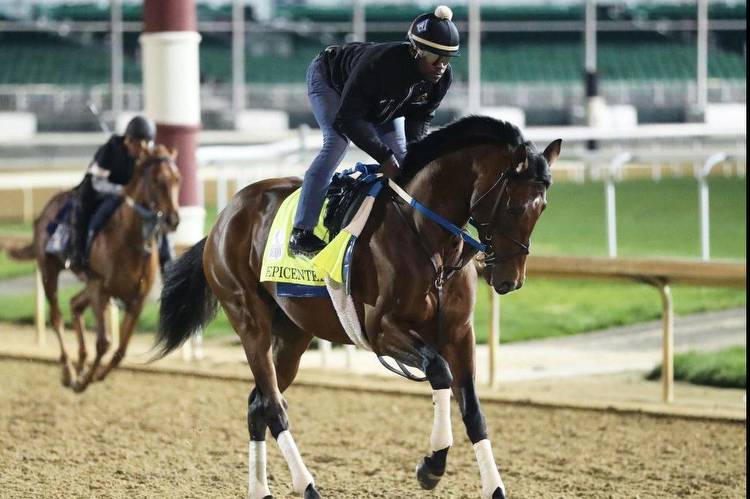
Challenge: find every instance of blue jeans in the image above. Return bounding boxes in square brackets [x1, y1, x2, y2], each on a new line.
[293, 57, 407, 230]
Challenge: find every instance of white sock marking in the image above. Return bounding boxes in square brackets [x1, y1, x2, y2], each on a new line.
[248, 440, 271, 499]
[473, 439, 506, 499]
[430, 388, 453, 452]
[276, 430, 315, 494]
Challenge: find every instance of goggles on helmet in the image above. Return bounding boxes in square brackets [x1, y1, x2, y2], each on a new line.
[417, 48, 451, 66]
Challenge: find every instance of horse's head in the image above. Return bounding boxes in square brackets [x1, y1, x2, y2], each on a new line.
[131, 144, 182, 232]
[471, 139, 561, 294]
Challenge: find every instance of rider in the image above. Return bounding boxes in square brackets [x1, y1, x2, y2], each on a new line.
[289, 5, 459, 257]
[69, 115, 157, 270]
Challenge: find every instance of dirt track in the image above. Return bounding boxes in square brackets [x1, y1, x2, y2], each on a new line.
[0, 359, 745, 499]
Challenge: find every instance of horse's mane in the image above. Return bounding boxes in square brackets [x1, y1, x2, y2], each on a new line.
[398, 115, 550, 187]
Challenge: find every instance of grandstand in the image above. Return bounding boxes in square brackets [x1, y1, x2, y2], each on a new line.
[0, 1, 745, 129]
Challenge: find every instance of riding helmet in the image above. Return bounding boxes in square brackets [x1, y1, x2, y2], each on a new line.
[124, 115, 156, 142]
[407, 5, 460, 57]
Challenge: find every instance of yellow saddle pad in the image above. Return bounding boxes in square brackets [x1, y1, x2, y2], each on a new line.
[260, 188, 330, 287]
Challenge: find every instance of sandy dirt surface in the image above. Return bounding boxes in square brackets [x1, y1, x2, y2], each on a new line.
[0, 358, 746, 499]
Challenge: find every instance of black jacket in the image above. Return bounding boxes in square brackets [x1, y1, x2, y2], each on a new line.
[78, 135, 136, 200]
[320, 42, 452, 163]
[89, 135, 136, 185]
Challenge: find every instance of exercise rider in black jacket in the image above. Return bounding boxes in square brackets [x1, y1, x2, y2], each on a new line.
[69, 115, 174, 272]
[289, 5, 460, 257]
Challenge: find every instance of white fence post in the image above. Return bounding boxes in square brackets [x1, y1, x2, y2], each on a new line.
[488, 288, 500, 387]
[344, 344, 355, 370]
[698, 152, 728, 261]
[216, 165, 228, 213]
[319, 339, 332, 368]
[106, 299, 119, 346]
[34, 267, 46, 346]
[605, 153, 632, 258]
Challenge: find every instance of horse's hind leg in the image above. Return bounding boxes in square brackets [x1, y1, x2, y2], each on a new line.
[72, 283, 110, 393]
[40, 258, 74, 386]
[272, 311, 314, 393]
[223, 291, 319, 499]
[443, 327, 506, 499]
[69, 288, 90, 375]
[247, 312, 314, 499]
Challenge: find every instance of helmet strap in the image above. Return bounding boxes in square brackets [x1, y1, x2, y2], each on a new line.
[408, 38, 420, 59]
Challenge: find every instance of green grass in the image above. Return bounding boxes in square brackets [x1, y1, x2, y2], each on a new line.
[0, 252, 35, 280]
[0, 283, 234, 340]
[646, 346, 746, 389]
[534, 177, 746, 258]
[0, 176, 745, 342]
[473, 279, 745, 343]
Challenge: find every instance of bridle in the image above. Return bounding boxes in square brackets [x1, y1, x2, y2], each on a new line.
[467, 167, 532, 266]
[380, 164, 544, 381]
[125, 155, 178, 253]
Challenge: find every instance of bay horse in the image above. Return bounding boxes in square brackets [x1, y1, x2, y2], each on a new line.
[5, 144, 180, 392]
[155, 116, 561, 498]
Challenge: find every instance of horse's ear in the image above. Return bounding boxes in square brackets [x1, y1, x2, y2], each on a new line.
[543, 139, 562, 166]
[512, 143, 529, 174]
[169, 147, 178, 160]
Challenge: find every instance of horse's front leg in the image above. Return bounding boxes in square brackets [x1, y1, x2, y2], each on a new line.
[416, 352, 454, 491]
[94, 299, 143, 382]
[443, 329, 507, 499]
[377, 315, 454, 491]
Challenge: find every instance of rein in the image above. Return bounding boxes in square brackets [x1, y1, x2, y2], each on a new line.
[380, 167, 531, 382]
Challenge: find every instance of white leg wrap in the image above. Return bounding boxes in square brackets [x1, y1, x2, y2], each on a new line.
[430, 388, 453, 452]
[473, 439, 506, 499]
[248, 440, 271, 499]
[276, 430, 315, 495]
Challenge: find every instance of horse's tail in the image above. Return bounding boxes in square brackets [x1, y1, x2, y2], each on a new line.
[153, 237, 218, 358]
[4, 242, 36, 261]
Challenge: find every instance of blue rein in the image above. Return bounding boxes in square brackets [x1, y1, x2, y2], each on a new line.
[386, 179, 489, 253]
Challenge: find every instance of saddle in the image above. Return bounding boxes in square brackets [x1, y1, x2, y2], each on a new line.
[260, 163, 383, 298]
[323, 163, 382, 240]
[45, 196, 75, 257]
[45, 193, 124, 261]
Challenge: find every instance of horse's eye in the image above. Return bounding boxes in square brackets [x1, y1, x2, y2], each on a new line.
[508, 207, 524, 217]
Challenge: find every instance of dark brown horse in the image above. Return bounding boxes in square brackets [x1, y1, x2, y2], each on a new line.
[6, 144, 181, 392]
[155, 117, 561, 499]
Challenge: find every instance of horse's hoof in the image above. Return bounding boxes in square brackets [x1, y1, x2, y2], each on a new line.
[416, 448, 448, 490]
[491, 486, 506, 499]
[71, 377, 90, 393]
[61, 364, 73, 387]
[416, 457, 443, 490]
[93, 367, 109, 382]
[303, 483, 321, 499]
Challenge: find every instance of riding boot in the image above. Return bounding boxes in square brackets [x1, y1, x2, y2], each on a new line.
[70, 209, 90, 270]
[289, 228, 327, 257]
[82, 230, 95, 269]
[158, 234, 175, 273]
